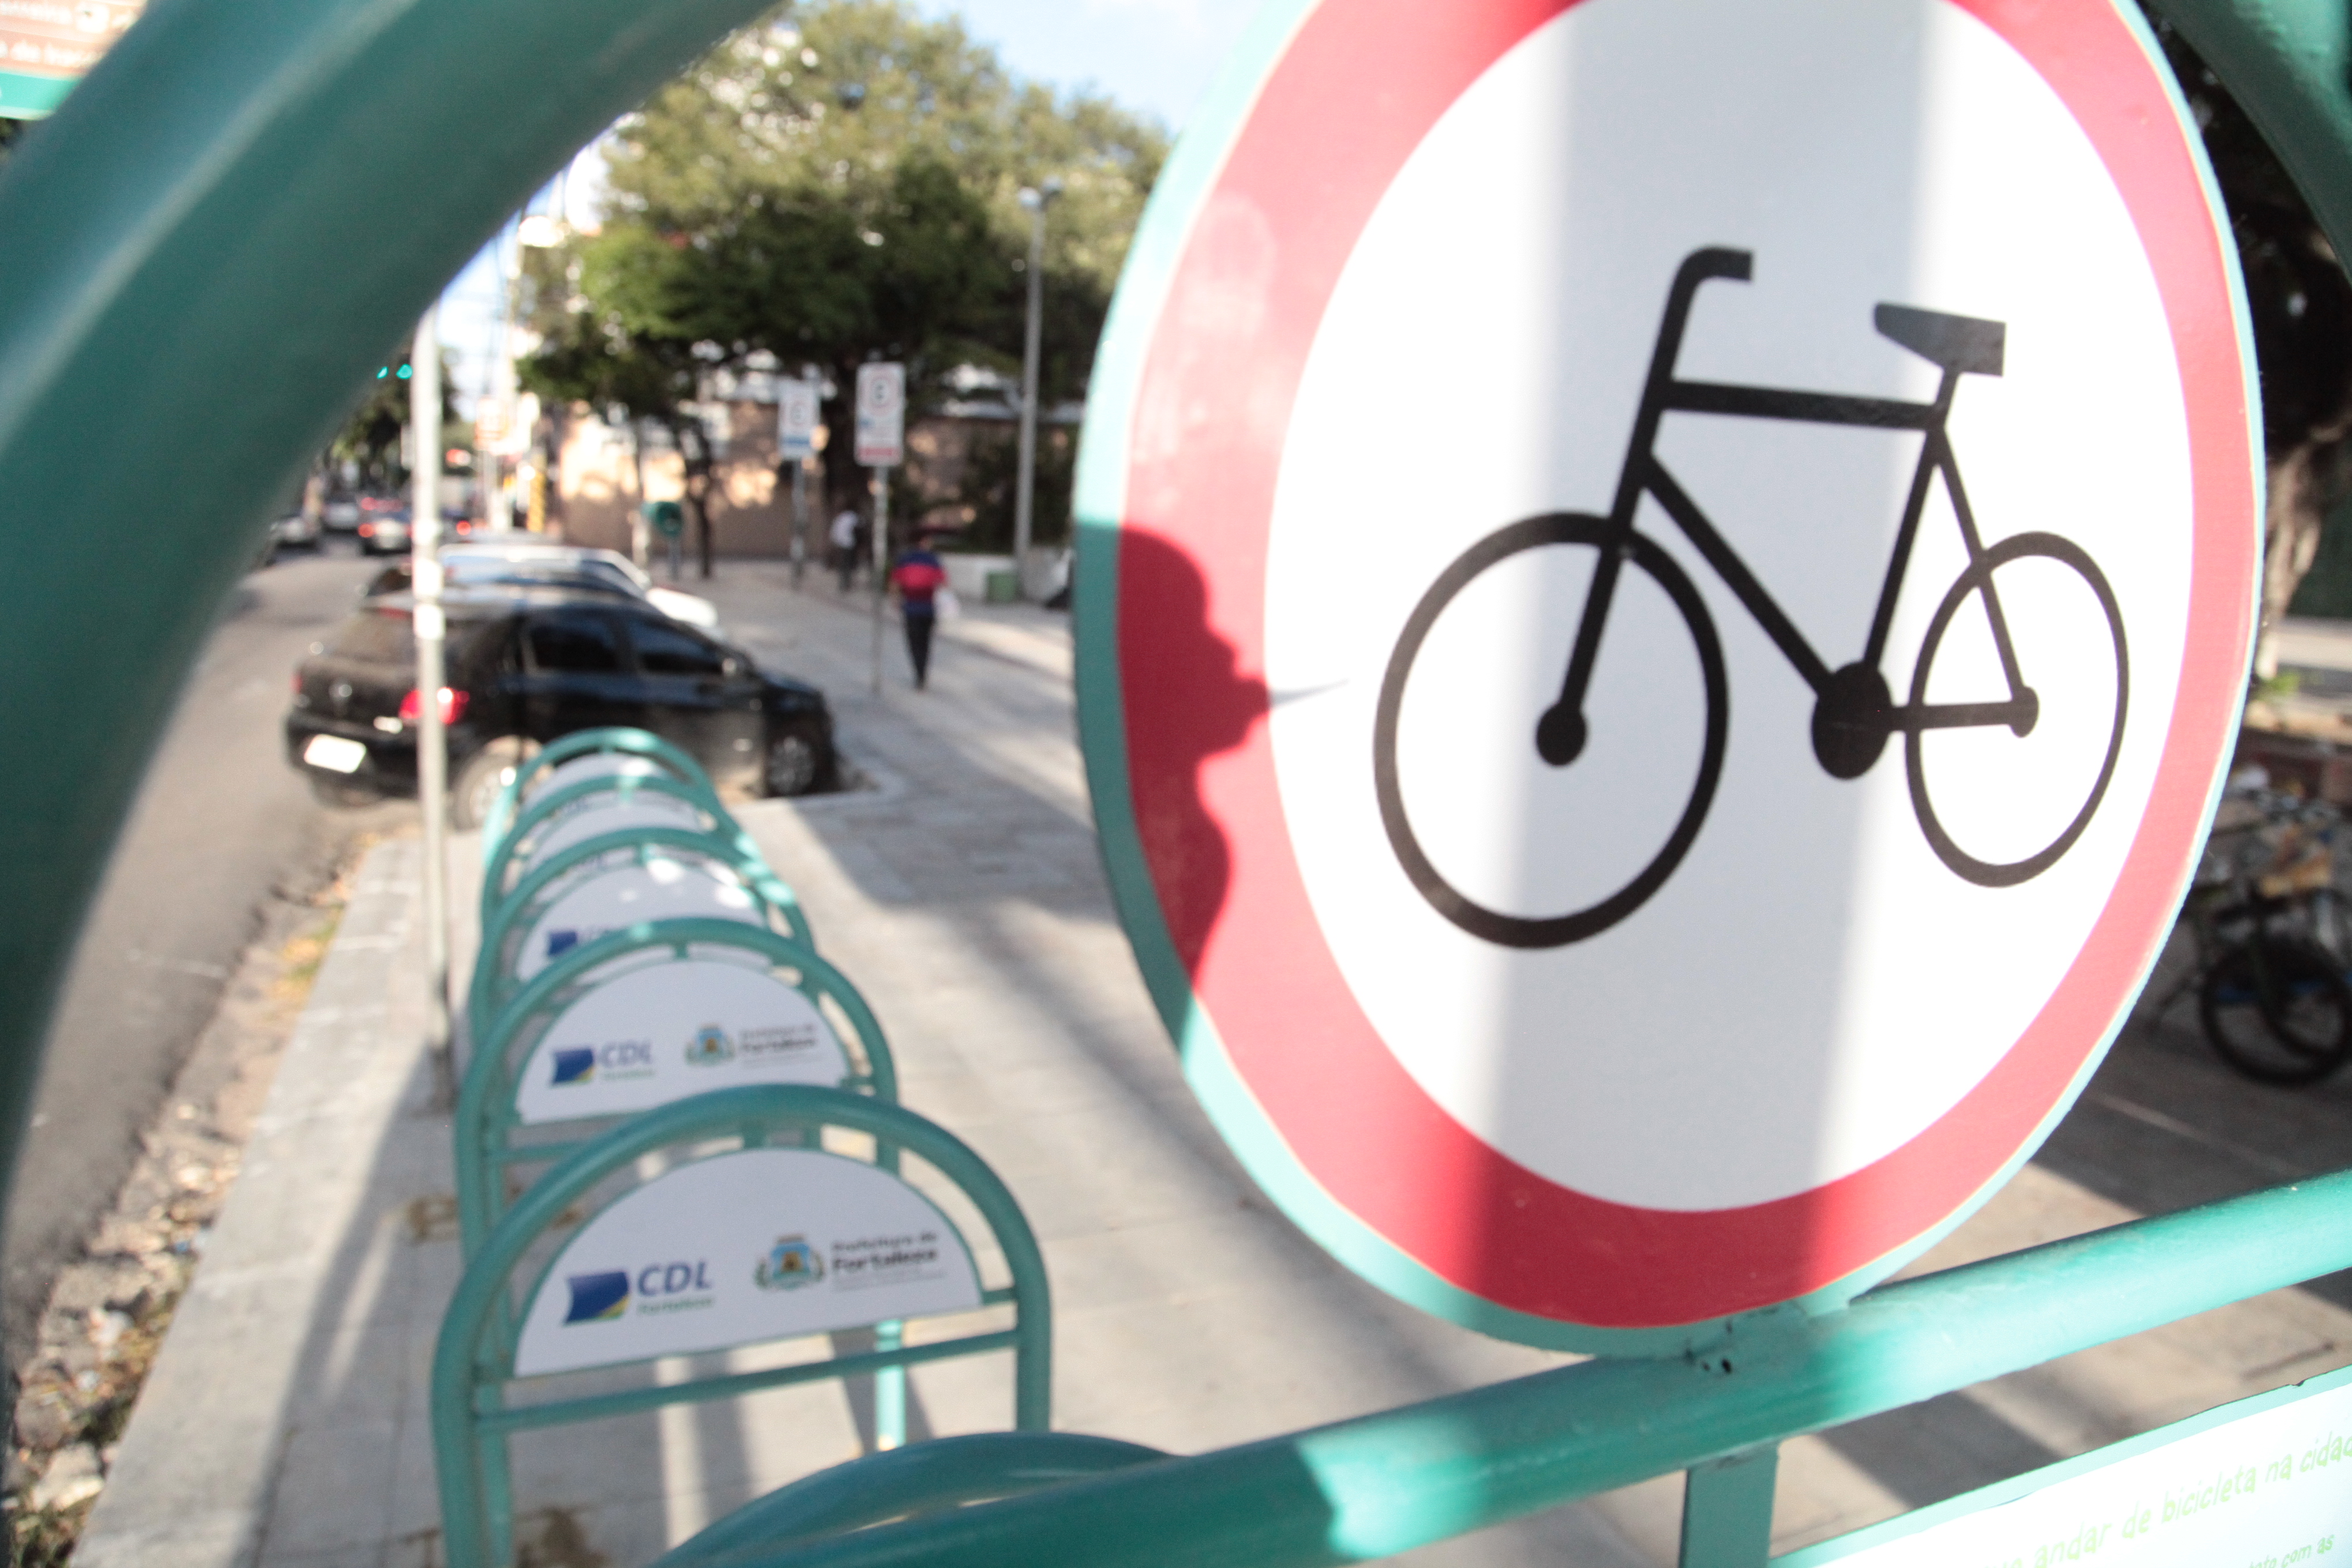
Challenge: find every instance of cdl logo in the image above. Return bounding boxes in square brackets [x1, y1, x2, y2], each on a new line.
[549, 1039, 656, 1085]
[638, 1261, 713, 1296]
[560, 1260, 714, 1324]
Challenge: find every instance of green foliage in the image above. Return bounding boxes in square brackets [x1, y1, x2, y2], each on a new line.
[954, 425, 1073, 551]
[523, 0, 1166, 521]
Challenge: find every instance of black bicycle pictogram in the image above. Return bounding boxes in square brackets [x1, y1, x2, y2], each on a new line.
[1373, 247, 2129, 950]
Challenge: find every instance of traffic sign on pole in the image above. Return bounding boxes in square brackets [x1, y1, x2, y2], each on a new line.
[777, 379, 820, 462]
[854, 363, 904, 466]
[1076, 0, 2261, 1348]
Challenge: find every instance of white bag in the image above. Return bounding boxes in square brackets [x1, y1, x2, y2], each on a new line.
[934, 586, 963, 621]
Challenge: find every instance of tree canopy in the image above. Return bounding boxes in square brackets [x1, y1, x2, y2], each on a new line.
[521, 0, 1167, 550]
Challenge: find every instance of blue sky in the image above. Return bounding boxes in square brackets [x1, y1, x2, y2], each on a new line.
[913, 0, 1262, 131]
[440, 0, 1262, 410]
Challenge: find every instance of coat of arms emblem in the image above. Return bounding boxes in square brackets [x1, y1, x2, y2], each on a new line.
[755, 1235, 823, 1290]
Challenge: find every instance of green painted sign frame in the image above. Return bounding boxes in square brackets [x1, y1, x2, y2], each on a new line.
[467, 825, 816, 1034]
[480, 727, 718, 862]
[432, 1085, 1051, 1568]
[456, 918, 897, 1255]
[481, 768, 738, 925]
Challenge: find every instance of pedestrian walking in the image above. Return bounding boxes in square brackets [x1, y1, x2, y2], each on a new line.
[891, 533, 949, 689]
[831, 504, 860, 593]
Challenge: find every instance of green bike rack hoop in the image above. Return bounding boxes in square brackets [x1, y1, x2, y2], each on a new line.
[468, 825, 816, 1036]
[457, 917, 899, 1256]
[654, 1434, 1172, 1568]
[431, 1084, 1054, 1568]
[481, 727, 716, 862]
[481, 768, 740, 928]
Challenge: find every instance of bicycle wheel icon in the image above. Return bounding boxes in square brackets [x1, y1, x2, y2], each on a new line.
[1906, 532, 2128, 888]
[1372, 514, 1730, 949]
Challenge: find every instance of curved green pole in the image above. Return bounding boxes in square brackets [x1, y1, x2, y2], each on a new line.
[605, 1167, 2352, 1568]
[458, 918, 899, 1256]
[2151, 0, 2352, 269]
[0, 0, 767, 1274]
[481, 770, 737, 926]
[468, 825, 816, 1034]
[432, 1085, 1054, 1568]
[656, 1434, 1171, 1568]
[481, 727, 717, 861]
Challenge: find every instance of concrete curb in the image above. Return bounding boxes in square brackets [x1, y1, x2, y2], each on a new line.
[77, 840, 425, 1568]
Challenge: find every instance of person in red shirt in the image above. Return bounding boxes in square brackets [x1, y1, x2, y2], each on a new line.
[889, 534, 949, 689]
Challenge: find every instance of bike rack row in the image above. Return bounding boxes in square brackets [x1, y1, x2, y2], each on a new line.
[435, 729, 1076, 1568]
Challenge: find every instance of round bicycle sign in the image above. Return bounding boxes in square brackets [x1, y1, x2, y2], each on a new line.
[1076, 0, 2259, 1346]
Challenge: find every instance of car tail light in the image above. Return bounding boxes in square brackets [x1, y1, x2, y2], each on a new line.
[358, 522, 375, 538]
[397, 687, 469, 725]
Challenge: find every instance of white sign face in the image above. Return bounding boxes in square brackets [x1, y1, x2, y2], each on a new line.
[515, 857, 762, 985]
[1268, 0, 2201, 1213]
[520, 794, 707, 877]
[514, 959, 851, 1124]
[513, 1147, 982, 1377]
[1796, 1370, 2352, 1568]
[854, 363, 905, 466]
[778, 380, 821, 462]
[1083, 0, 2258, 1335]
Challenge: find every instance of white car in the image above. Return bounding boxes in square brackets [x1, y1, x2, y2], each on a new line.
[363, 541, 722, 629]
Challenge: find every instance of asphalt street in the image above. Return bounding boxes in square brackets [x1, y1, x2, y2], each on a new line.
[1, 539, 395, 1366]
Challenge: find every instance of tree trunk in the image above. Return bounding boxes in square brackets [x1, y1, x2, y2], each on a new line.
[2256, 423, 2352, 680]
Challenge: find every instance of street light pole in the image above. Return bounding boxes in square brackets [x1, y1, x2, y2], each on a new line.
[1012, 179, 1061, 600]
[409, 300, 452, 1099]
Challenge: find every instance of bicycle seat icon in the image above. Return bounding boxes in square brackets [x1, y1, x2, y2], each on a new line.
[1373, 247, 2129, 951]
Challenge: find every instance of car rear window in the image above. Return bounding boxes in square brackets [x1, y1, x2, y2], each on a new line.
[527, 612, 625, 673]
[324, 610, 414, 663]
[629, 617, 725, 677]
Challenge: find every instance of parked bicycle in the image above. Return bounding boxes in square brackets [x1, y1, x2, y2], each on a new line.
[1375, 247, 2129, 949]
[2153, 785, 2352, 1085]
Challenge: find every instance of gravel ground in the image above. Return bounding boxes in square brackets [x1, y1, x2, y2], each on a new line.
[5, 829, 405, 1566]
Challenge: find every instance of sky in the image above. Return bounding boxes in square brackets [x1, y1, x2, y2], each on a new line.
[911, 0, 1262, 131]
[437, 0, 1264, 415]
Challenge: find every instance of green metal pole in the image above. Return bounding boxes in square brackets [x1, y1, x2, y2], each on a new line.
[675, 1168, 2352, 1568]
[1678, 1448, 1780, 1568]
[0, 0, 774, 1340]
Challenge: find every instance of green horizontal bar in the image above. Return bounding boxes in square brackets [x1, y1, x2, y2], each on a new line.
[480, 1329, 1020, 1434]
[0, 70, 73, 118]
[492, 1139, 589, 1169]
[713, 1169, 2352, 1568]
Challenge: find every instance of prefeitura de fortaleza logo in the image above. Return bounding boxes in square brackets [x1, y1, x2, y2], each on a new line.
[685, 1025, 734, 1066]
[755, 1235, 823, 1290]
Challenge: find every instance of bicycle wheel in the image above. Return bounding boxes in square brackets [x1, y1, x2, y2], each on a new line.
[1372, 512, 1728, 949]
[2198, 937, 2352, 1085]
[1906, 532, 2127, 887]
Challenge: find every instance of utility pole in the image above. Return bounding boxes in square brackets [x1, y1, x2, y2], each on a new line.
[1012, 179, 1061, 601]
[410, 301, 452, 1101]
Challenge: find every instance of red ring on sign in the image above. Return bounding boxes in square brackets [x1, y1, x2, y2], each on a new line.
[1115, 0, 2255, 1326]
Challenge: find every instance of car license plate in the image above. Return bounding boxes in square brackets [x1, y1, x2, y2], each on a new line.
[303, 734, 368, 774]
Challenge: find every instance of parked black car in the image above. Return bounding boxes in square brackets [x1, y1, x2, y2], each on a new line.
[284, 587, 836, 825]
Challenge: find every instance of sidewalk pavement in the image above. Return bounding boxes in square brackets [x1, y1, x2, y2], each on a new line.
[73, 565, 2352, 1568]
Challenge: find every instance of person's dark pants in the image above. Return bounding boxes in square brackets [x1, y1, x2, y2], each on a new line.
[835, 546, 855, 593]
[903, 605, 936, 688]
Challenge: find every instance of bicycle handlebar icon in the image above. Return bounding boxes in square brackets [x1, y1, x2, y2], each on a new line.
[1373, 247, 2129, 950]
